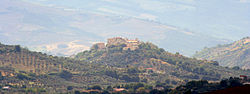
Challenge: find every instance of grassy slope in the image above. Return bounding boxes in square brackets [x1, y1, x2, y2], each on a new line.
[194, 37, 250, 69]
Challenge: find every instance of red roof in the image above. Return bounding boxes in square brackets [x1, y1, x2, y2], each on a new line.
[240, 75, 247, 77]
[146, 68, 153, 70]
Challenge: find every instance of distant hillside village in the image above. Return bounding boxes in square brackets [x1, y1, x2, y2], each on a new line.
[91, 37, 141, 50]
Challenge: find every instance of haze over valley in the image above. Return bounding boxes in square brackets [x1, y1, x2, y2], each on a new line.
[1, 0, 249, 56]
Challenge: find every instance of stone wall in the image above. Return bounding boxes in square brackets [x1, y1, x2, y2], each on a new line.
[107, 37, 127, 46]
[92, 37, 141, 50]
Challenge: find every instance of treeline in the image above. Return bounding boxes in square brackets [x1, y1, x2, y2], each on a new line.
[71, 77, 248, 94]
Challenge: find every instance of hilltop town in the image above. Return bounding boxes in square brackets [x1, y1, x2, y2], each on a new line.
[91, 37, 141, 50]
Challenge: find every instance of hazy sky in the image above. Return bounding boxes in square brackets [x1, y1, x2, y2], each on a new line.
[22, 0, 250, 40]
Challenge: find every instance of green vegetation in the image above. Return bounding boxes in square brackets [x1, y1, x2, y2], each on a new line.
[75, 42, 249, 84]
[0, 41, 249, 93]
[59, 70, 73, 80]
[73, 77, 249, 94]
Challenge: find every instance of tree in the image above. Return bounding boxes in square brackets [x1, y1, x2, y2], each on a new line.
[74, 91, 81, 94]
[101, 90, 110, 94]
[105, 70, 119, 79]
[106, 86, 113, 91]
[175, 52, 180, 55]
[232, 66, 240, 70]
[134, 83, 144, 90]
[91, 44, 99, 50]
[229, 77, 242, 87]
[149, 89, 163, 94]
[136, 87, 146, 93]
[186, 80, 208, 88]
[59, 70, 73, 80]
[211, 61, 219, 66]
[91, 85, 102, 90]
[14, 45, 21, 52]
[67, 86, 73, 90]
[165, 79, 170, 84]
[17, 73, 30, 80]
[220, 79, 228, 87]
[128, 68, 139, 74]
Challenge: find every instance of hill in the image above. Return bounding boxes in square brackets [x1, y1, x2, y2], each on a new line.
[0, 38, 250, 93]
[0, 42, 64, 73]
[0, 42, 113, 93]
[74, 37, 250, 86]
[193, 37, 250, 69]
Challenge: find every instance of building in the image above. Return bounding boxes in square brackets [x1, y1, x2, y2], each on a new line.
[240, 75, 250, 80]
[2, 86, 10, 90]
[124, 38, 140, 50]
[91, 42, 106, 50]
[113, 88, 126, 92]
[240, 75, 250, 84]
[107, 37, 141, 50]
[107, 37, 127, 46]
[91, 37, 141, 51]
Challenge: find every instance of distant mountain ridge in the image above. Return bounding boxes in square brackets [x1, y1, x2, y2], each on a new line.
[193, 37, 250, 69]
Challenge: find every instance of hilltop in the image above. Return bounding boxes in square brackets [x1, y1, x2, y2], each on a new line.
[194, 37, 250, 69]
[193, 37, 250, 69]
[74, 37, 250, 85]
